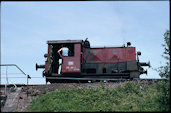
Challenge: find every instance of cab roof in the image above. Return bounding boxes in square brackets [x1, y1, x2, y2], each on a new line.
[47, 40, 83, 44]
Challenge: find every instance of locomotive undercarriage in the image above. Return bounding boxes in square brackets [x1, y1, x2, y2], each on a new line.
[38, 58, 149, 83]
[45, 74, 132, 83]
[44, 61, 147, 83]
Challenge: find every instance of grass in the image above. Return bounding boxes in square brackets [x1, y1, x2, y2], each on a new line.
[27, 80, 170, 112]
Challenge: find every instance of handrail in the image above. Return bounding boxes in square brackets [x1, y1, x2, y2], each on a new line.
[0, 64, 31, 97]
[0, 64, 31, 79]
[1, 64, 26, 75]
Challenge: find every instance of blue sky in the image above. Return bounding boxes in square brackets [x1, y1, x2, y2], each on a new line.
[1, 1, 170, 84]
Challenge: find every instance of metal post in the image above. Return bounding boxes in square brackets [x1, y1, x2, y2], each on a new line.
[27, 75, 28, 98]
[4, 84, 7, 96]
[6, 66, 9, 84]
[5, 66, 9, 96]
[137, 54, 139, 62]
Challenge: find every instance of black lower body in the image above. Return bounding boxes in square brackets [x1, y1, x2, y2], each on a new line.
[44, 61, 142, 83]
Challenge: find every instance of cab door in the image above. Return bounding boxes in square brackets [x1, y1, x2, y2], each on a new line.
[61, 44, 81, 74]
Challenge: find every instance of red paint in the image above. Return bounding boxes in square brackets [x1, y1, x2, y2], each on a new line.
[61, 44, 81, 73]
[84, 47, 136, 63]
[125, 47, 136, 61]
[45, 42, 136, 74]
[45, 45, 50, 73]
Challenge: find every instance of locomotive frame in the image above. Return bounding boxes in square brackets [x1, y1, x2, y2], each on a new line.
[36, 39, 150, 83]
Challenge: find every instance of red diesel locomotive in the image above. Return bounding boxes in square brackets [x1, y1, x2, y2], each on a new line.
[36, 39, 150, 83]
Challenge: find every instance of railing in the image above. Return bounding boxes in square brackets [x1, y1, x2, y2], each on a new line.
[0, 64, 31, 97]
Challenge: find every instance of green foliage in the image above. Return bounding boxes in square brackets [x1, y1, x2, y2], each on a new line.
[154, 80, 170, 111]
[162, 30, 170, 60]
[99, 80, 105, 89]
[27, 81, 170, 112]
[156, 30, 170, 78]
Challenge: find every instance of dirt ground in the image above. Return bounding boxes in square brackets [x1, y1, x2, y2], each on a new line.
[13, 80, 159, 112]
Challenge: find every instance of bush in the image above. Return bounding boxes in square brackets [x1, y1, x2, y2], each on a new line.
[154, 80, 170, 111]
[27, 81, 170, 112]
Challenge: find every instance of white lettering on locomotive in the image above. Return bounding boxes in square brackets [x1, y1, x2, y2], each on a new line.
[68, 61, 74, 65]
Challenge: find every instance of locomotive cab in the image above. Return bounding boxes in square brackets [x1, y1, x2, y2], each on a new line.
[42, 40, 83, 78]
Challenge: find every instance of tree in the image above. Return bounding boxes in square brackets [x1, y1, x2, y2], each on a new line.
[157, 30, 170, 78]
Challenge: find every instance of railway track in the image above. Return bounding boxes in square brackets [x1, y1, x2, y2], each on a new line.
[0, 78, 167, 87]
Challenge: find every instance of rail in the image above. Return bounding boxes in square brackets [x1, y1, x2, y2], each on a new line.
[0, 64, 31, 97]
